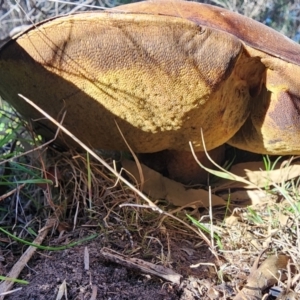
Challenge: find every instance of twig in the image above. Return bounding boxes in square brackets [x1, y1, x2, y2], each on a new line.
[100, 247, 182, 284]
[0, 218, 55, 299]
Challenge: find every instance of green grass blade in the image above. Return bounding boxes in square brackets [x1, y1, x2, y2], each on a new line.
[0, 276, 29, 285]
[0, 227, 98, 251]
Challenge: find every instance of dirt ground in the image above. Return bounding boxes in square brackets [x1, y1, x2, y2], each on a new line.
[0, 145, 239, 300]
[0, 147, 291, 300]
[1, 228, 223, 300]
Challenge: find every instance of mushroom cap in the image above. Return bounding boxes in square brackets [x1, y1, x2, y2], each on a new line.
[115, 1, 300, 155]
[116, 0, 300, 66]
[0, 0, 300, 154]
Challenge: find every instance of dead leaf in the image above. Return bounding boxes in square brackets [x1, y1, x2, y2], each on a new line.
[233, 254, 290, 300]
[56, 279, 67, 300]
[278, 213, 290, 227]
[224, 215, 240, 226]
[214, 161, 300, 191]
[122, 159, 225, 207]
[220, 189, 272, 206]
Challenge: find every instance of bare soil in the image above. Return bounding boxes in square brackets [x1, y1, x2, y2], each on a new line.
[1, 228, 220, 300]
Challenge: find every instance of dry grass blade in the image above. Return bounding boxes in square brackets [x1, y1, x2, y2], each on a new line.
[189, 140, 261, 189]
[114, 120, 145, 193]
[84, 247, 89, 271]
[0, 183, 25, 201]
[0, 288, 23, 297]
[119, 201, 216, 251]
[90, 285, 97, 300]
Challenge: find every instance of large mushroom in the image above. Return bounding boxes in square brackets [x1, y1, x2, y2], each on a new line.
[0, 0, 300, 183]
